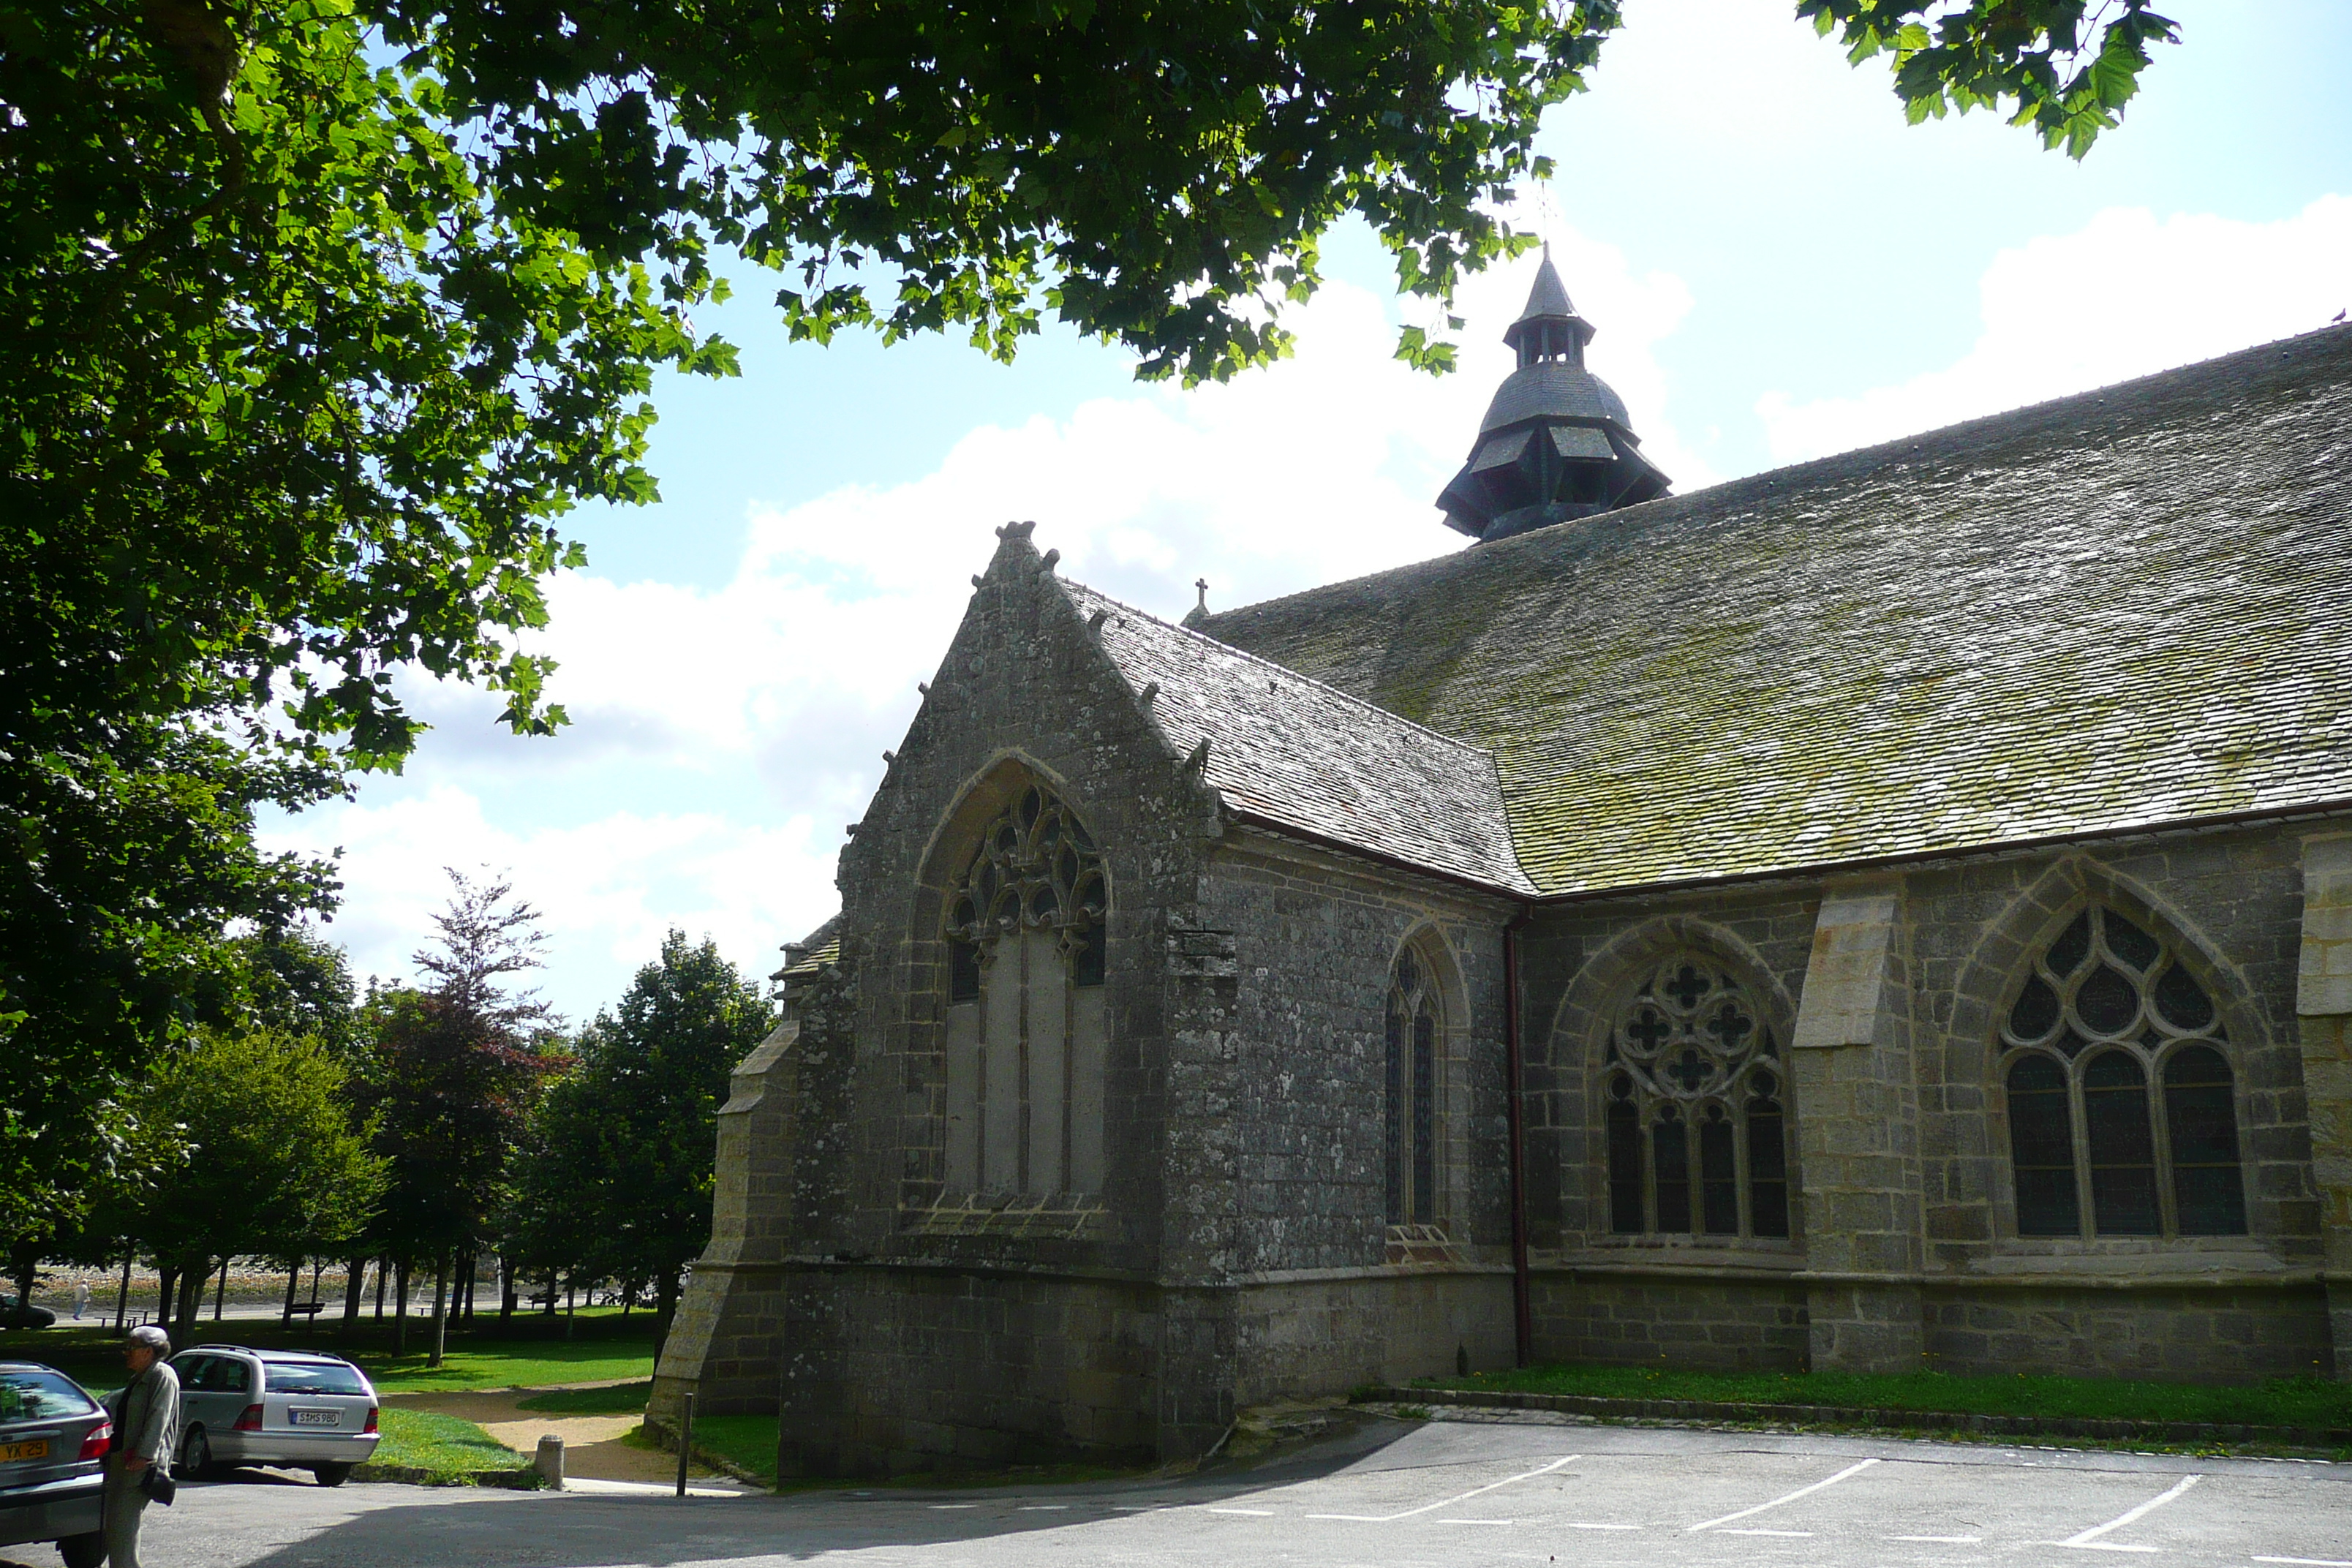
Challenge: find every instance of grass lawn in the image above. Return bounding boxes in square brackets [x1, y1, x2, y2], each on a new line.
[685, 1414, 779, 1484]
[1, 1307, 661, 1397]
[517, 1380, 650, 1414]
[1421, 1363, 2352, 1432]
[367, 1408, 538, 1485]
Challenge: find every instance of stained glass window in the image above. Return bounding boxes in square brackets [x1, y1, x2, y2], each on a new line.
[1998, 905, 2244, 1238]
[1384, 949, 1445, 1226]
[1604, 958, 1788, 1239]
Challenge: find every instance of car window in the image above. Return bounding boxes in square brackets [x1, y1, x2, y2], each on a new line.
[0, 1370, 98, 1422]
[263, 1362, 368, 1395]
[216, 1358, 253, 1393]
[170, 1354, 211, 1390]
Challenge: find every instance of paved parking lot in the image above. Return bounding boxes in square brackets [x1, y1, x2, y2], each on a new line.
[12, 1415, 2348, 1567]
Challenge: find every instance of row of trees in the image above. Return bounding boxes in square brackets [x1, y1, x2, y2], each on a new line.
[23, 871, 774, 1361]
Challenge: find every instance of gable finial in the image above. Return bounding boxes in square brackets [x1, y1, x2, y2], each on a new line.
[1194, 578, 1209, 615]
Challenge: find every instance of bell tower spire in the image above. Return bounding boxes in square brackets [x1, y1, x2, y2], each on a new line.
[1436, 250, 1670, 543]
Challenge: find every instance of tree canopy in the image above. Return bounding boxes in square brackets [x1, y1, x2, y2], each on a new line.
[508, 930, 774, 1326]
[0, 0, 2181, 1244]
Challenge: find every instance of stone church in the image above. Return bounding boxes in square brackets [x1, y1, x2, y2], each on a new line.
[654, 255, 2352, 1474]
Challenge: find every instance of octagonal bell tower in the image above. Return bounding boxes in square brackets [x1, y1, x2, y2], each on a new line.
[1436, 250, 1670, 543]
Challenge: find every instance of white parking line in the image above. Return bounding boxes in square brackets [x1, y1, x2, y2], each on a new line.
[1205, 1507, 1273, 1516]
[1304, 1453, 1581, 1523]
[1891, 1536, 1984, 1545]
[1438, 1519, 1514, 1526]
[1722, 1528, 1814, 1537]
[1688, 1458, 1882, 1533]
[1566, 1523, 1642, 1531]
[2253, 1559, 2352, 1567]
[2059, 1474, 2201, 1553]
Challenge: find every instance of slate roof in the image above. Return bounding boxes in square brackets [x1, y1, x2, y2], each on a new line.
[774, 914, 843, 980]
[1196, 324, 2352, 897]
[1057, 578, 1538, 894]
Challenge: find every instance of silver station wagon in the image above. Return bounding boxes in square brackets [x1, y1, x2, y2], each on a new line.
[170, 1346, 380, 1486]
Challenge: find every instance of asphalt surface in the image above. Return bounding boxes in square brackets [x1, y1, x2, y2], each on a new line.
[8, 1415, 2347, 1567]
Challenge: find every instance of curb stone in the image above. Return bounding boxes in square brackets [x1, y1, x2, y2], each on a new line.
[1357, 1387, 2352, 1451]
[350, 1460, 543, 1489]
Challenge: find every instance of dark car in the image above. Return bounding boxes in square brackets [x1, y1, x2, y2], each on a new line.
[0, 1362, 108, 1568]
[0, 1296, 56, 1332]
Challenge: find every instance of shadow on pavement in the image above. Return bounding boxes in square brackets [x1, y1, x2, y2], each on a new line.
[211, 1412, 1425, 1567]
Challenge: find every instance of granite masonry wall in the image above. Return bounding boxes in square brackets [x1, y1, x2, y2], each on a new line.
[668, 545, 2348, 1468]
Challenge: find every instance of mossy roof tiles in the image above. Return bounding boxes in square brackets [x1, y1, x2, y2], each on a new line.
[1194, 325, 2352, 897]
[1058, 578, 1538, 894]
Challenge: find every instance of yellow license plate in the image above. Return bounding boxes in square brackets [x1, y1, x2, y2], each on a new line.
[0, 1439, 50, 1463]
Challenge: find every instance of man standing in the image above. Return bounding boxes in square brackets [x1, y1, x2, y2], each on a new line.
[103, 1325, 180, 1568]
[72, 1280, 91, 1320]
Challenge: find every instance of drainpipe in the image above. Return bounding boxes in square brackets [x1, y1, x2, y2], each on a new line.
[1503, 905, 1535, 1368]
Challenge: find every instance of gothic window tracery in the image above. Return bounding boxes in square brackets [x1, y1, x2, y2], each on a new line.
[1998, 906, 2246, 1238]
[1604, 958, 1788, 1239]
[941, 783, 1109, 1199]
[1384, 949, 1444, 1226]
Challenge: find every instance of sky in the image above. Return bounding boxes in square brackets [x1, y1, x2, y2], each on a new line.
[261, 0, 2352, 1022]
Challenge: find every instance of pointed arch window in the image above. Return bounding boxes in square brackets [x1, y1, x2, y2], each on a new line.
[1384, 949, 1444, 1225]
[1603, 958, 1789, 1239]
[1999, 907, 2246, 1238]
[941, 783, 1109, 1199]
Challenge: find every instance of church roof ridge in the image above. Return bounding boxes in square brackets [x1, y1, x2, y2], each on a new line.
[1055, 576, 1492, 755]
[1233, 319, 2352, 630]
[1193, 319, 2352, 896]
[1052, 575, 1537, 894]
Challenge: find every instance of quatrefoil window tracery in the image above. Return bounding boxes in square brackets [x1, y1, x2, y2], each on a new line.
[1605, 958, 1788, 1240]
[1609, 960, 1774, 1101]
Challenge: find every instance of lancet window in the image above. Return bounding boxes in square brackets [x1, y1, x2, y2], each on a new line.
[941, 783, 1109, 1199]
[1604, 959, 1789, 1239]
[1999, 907, 2246, 1238]
[1384, 949, 1444, 1226]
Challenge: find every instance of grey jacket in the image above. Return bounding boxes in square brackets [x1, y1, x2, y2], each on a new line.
[108, 1361, 181, 1473]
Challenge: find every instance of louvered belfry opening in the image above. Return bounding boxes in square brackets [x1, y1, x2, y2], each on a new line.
[1436, 249, 1671, 543]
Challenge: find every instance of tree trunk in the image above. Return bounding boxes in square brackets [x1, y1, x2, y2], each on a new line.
[428, 1253, 448, 1368]
[154, 1262, 177, 1329]
[8, 1245, 39, 1324]
[499, 1254, 516, 1329]
[113, 1255, 132, 1331]
[373, 1255, 388, 1320]
[279, 1256, 301, 1329]
[213, 1262, 227, 1321]
[564, 1277, 576, 1340]
[341, 1258, 364, 1336]
[174, 1257, 207, 1347]
[655, 1270, 680, 1357]
[393, 1259, 409, 1355]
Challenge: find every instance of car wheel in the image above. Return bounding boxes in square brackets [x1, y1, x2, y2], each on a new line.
[59, 1531, 105, 1568]
[311, 1462, 353, 1488]
[180, 1425, 215, 1480]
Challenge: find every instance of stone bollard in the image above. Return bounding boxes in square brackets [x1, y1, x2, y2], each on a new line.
[535, 1434, 565, 1490]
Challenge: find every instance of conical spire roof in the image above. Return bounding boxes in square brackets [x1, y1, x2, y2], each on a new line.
[1501, 247, 1596, 361]
[1515, 249, 1577, 323]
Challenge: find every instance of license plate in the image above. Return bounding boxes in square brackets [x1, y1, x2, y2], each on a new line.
[290, 1409, 339, 1428]
[0, 1439, 49, 1463]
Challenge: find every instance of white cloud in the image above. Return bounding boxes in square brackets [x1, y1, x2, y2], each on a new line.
[1756, 195, 2352, 465]
[298, 785, 840, 1019]
[270, 230, 1702, 1019]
